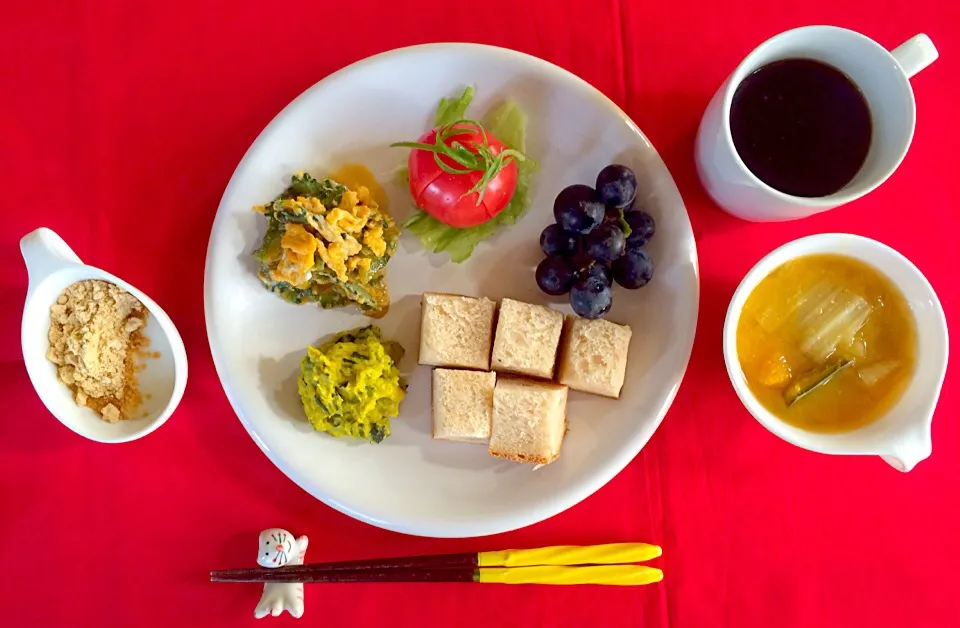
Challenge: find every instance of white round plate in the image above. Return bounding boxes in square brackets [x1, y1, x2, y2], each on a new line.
[205, 43, 699, 538]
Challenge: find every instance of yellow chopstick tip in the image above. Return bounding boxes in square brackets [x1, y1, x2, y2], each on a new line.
[479, 565, 663, 586]
[478, 543, 662, 568]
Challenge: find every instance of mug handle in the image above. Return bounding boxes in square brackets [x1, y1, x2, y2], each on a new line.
[891, 34, 938, 79]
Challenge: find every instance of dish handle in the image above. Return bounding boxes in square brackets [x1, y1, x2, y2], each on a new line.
[20, 227, 83, 287]
[890, 34, 938, 79]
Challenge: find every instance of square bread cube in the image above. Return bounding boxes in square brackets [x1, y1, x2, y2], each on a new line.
[491, 298, 564, 379]
[557, 317, 633, 398]
[419, 293, 497, 370]
[489, 378, 568, 465]
[432, 369, 496, 443]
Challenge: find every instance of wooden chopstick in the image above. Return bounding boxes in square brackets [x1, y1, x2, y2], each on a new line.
[213, 565, 476, 584]
[211, 554, 477, 582]
[210, 543, 663, 585]
[210, 565, 663, 586]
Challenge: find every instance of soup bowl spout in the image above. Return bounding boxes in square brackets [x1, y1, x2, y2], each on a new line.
[880, 421, 934, 473]
[724, 233, 949, 472]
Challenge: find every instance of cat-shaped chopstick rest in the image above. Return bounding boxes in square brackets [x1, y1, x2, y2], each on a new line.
[254, 528, 309, 619]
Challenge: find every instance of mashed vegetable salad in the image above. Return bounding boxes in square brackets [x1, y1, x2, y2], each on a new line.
[298, 326, 406, 444]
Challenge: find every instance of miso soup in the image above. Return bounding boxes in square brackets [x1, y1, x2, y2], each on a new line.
[736, 254, 917, 433]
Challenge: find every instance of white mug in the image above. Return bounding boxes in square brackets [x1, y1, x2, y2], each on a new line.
[695, 26, 938, 222]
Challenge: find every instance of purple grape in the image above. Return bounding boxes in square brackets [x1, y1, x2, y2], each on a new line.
[536, 256, 576, 295]
[569, 275, 613, 319]
[625, 211, 656, 249]
[612, 249, 654, 289]
[539, 224, 579, 258]
[596, 164, 638, 208]
[584, 223, 626, 263]
[553, 184, 605, 234]
[579, 261, 611, 287]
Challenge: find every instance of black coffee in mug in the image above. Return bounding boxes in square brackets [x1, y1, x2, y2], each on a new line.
[730, 58, 872, 198]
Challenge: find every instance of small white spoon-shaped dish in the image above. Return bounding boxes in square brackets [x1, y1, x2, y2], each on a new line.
[20, 227, 188, 443]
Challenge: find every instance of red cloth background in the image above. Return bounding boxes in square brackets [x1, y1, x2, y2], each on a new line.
[2, 1, 958, 626]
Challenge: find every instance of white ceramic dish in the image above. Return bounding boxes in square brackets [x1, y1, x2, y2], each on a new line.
[723, 234, 948, 471]
[204, 43, 700, 537]
[20, 228, 188, 443]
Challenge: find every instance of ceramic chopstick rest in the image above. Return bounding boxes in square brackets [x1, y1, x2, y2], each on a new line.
[254, 528, 309, 619]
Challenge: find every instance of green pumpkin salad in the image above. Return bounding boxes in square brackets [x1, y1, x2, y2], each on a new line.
[297, 326, 406, 444]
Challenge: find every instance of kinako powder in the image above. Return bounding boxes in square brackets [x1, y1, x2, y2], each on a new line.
[46, 279, 149, 422]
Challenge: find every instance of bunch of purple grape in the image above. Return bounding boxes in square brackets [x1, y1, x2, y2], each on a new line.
[536, 164, 656, 319]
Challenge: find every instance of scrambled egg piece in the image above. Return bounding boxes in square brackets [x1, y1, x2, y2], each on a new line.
[297, 326, 406, 444]
[327, 206, 367, 235]
[363, 221, 386, 257]
[252, 170, 399, 315]
[346, 256, 371, 278]
[270, 223, 317, 287]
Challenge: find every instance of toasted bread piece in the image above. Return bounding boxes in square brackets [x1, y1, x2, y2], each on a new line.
[557, 317, 632, 398]
[491, 298, 564, 379]
[489, 378, 568, 465]
[419, 293, 496, 370]
[432, 369, 496, 443]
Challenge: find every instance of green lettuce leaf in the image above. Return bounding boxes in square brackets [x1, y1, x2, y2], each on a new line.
[484, 98, 527, 153]
[434, 86, 475, 127]
[400, 90, 536, 263]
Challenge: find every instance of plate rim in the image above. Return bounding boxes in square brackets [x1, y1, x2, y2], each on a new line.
[203, 42, 701, 538]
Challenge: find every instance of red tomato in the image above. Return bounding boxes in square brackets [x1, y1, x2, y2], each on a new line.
[407, 124, 518, 228]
